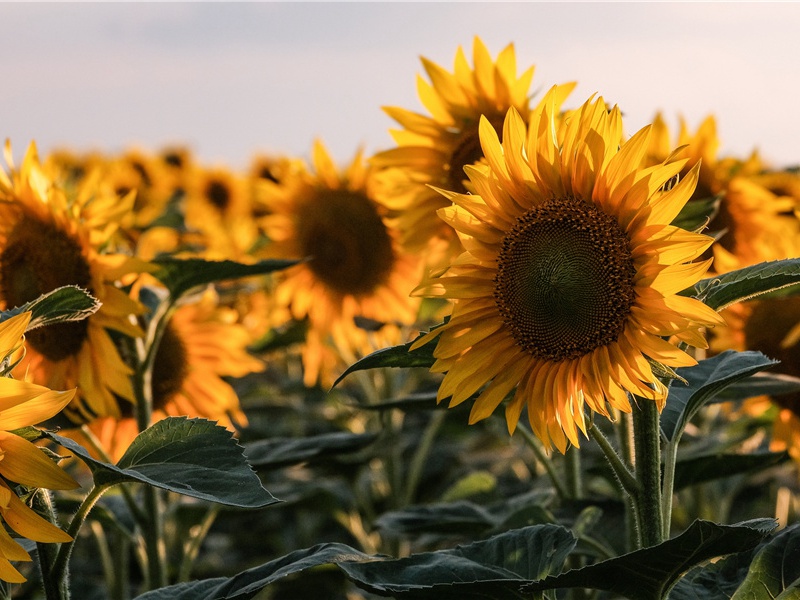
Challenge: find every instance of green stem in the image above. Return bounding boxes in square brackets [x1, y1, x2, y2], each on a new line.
[50, 484, 111, 588]
[403, 408, 448, 506]
[33, 490, 70, 600]
[616, 411, 635, 467]
[143, 488, 168, 589]
[661, 438, 679, 539]
[565, 445, 583, 500]
[177, 504, 221, 582]
[632, 398, 663, 548]
[518, 424, 569, 501]
[587, 422, 638, 497]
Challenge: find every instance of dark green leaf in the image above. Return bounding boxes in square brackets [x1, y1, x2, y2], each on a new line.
[661, 351, 779, 442]
[673, 451, 790, 491]
[333, 339, 436, 387]
[671, 196, 719, 233]
[524, 519, 776, 600]
[713, 372, 800, 404]
[243, 431, 378, 469]
[668, 546, 757, 600]
[0, 285, 99, 330]
[731, 524, 800, 599]
[684, 259, 800, 310]
[133, 543, 375, 600]
[151, 257, 297, 299]
[374, 501, 497, 536]
[43, 417, 278, 508]
[350, 391, 442, 412]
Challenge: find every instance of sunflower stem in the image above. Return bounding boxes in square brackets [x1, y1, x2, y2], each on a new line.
[403, 407, 448, 506]
[50, 484, 111, 592]
[587, 421, 638, 497]
[177, 503, 220, 582]
[632, 397, 663, 548]
[661, 438, 679, 539]
[33, 490, 70, 600]
[518, 424, 569, 501]
[564, 445, 583, 500]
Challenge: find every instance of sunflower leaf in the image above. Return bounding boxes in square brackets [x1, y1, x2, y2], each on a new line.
[0, 285, 100, 330]
[522, 519, 776, 600]
[41, 417, 278, 508]
[243, 431, 378, 470]
[685, 258, 800, 311]
[710, 371, 800, 404]
[660, 351, 779, 442]
[670, 196, 720, 233]
[673, 450, 790, 491]
[730, 524, 800, 599]
[150, 257, 298, 299]
[333, 337, 436, 387]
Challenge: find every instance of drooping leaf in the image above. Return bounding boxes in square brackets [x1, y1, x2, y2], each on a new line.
[42, 417, 278, 508]
[0, 285, 100, 330]
[685, 258, 800, 310]
[243, 431, 378, 470]
[668, 546, 757, 600]
[731, 524, 800, 599]
[333, 339, 436, 387]
[673, 451, 790, 491]
[150, 257, 297, 299]
[523, 519, 776, 600]
[661, 351, 779, 442]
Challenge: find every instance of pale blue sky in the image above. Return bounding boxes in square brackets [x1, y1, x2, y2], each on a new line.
[2, 3, 798, 169]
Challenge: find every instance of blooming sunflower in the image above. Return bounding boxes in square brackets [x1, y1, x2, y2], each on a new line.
[0, 311, 79, 583]
[261, 141, 422, 386]
[412, 89, 725, 452]
[373, 37, 571, 267]
[81, 288, 263, 461]
[0, 142, 148, 422]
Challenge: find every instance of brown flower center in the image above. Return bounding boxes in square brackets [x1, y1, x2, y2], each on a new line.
[494, 196, 636, 362]
[743, 296, 800, 417]
[296, 188, 395, 297]
[205, 179, 232, 211]
[446, 113, 505, 194]
[151, 322, 189, 411]
[0, 214, 93, 361]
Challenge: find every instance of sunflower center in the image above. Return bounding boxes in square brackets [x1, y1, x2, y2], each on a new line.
[494, 196, 636, 362]
[151, 323, 189, 411]
[0, 214, 93, 361]
[296, 188, 395, 297]
[206, 180, 231, 211]
[446, 113, 505, 194]
[743, 296, 800, 417]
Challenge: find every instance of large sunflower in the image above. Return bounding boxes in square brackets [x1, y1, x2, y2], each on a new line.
[413, 89, 725, 452]
[0, 311, 79, 583]
[82, 288, 263, 461]
[0, 143, 148, 422]
[261, 141, 422, 386]
[373, 37, 570, 267]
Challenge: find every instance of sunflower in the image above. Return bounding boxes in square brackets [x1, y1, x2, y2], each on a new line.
[0, 311, 79, 583]
[261, 141, 422, 386]
[373, 37, 571, 267]
[412, 89, 725, 452]
[0, 142, 148, 422]
[81, 288, 263, 461]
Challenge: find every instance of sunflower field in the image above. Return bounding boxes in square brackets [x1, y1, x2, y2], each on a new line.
[1, 37, 800, 600]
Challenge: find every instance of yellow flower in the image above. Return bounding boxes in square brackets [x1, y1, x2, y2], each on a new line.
[373, 37, 570, 268]
[413, 90, 724, 452]
[0, 312, 79, 583]
[82, 288, 263, 461]
[262, 141, 422, 386]
[0, 142, 149, 422]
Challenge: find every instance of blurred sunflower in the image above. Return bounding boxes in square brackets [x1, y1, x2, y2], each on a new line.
[0, 311, 79, 583]
[412, 89, 724, 452]
[262, 141, 422, 386]
[0, 143, 148, 422]
[373, 37, 570, 267]
[82, 288, 263, 461]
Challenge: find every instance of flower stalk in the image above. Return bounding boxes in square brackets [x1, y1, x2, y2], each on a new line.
[632, 397, 664, 548]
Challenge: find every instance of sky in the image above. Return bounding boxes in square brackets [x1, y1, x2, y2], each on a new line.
[2, 2, 799, 170]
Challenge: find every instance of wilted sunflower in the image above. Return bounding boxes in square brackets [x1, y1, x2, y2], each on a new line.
[0, 311, 79, 583]
[261, 141, 421, 386]
[373, 37, 571, 267]
[0, 143, 148, 422]
[413, 89, 725, 452]
[81, 288, 263, 461]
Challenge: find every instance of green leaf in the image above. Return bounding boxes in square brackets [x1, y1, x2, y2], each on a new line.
[713, 372, 800, 404]
[0, 285, 100, 330]
[150, 257, 297, 299]
[374, 501, 497, 536]
[673, 451, 790, 491]
[731, 524, 800, 600]
[660, 351, 779, 442]
[524, 519, 776, 600]
[685, 259, 800, 310]
[668, 546, 757, 599]
[441, 471, 498, 502]
[42, 417, 278, 508]
[243, 431, 378, 470]
[248, 319, 308, 353]
[671, 196, 720, 233]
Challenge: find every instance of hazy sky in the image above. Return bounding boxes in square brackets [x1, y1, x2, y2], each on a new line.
[2, 3, 798, 169]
